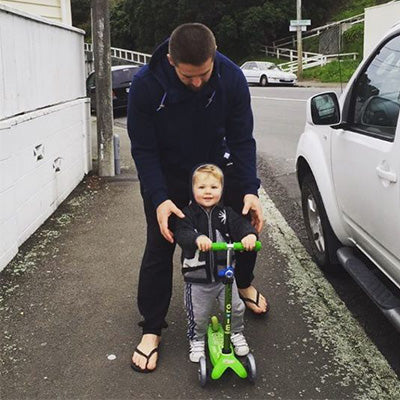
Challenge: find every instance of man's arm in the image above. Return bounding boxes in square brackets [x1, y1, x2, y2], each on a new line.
[242, 194, 263, 233]
[127, 74, 168, 207]
[127, 75, 185, 241]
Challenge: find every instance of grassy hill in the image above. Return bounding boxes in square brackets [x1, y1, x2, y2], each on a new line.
[302, 59, 360, 82]
[333, 0, 388, 20]
[301, 0, 391, 81]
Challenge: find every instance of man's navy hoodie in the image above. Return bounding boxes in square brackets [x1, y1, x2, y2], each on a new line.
[127, 40, 260, 208]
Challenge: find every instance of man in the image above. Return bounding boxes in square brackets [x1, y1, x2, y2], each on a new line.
[127, 23, 268, 373]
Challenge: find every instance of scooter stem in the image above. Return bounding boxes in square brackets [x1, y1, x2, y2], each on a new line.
[222, 247, 234, 354]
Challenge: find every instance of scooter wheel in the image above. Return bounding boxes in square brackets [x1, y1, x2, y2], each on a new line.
[245, 353, 256, 383]
[198, 356, 207, 387]
[211, 316, 219, 332]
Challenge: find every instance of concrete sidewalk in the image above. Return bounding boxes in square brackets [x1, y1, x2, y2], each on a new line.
[296, 80, 346, 89]
[1, 120, 398, 399]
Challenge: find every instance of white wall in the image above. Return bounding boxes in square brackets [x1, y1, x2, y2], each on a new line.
[0, 5, 91, 272]
[0, 0, 72, 25]
[0, 4, 84, 119]
[364, 2, 400, 57]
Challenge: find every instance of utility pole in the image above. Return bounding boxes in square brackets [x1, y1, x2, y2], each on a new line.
[91, 0, 115, 176]
[296, 0, 303, 80]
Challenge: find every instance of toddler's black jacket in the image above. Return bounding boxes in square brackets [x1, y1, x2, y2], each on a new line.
[175, 202, 257, 283]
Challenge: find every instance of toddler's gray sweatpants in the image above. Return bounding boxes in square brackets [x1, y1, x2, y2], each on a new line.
[184, 280, 245, 341]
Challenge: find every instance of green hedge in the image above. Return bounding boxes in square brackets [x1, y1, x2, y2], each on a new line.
[342, 23, 364, 57]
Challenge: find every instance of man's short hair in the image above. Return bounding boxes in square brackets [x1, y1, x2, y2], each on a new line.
[169, 23, 216, 66]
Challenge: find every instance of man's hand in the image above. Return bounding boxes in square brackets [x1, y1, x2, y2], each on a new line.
[242, 194, 264, 233]
[156, 200, 185, 243]
[196, 235, 212, 252]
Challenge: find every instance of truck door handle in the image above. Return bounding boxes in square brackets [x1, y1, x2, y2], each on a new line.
[376, 165, 397, 183]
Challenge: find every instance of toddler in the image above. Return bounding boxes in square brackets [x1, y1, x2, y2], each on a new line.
[175, 164, 258, 362]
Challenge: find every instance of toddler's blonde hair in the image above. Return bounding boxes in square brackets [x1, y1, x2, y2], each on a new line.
[192, 164, 224, 186]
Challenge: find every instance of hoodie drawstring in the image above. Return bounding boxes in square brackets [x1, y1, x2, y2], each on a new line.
[157, 92, 167, 111]
[157, 90, 216, 111]
[205, 90, 216, 108]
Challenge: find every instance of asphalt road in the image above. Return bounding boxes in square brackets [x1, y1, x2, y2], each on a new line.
[250, 85, 335, 202]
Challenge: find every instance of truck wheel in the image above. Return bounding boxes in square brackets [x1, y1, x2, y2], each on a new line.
[260, 75, 268, 87]
[301, 174, 341, 271]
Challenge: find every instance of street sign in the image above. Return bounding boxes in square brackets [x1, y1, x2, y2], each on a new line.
[289, 26, 307, 31]
[290, 19, 311, 26]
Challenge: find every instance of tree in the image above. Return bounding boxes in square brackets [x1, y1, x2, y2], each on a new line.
[73, 0, 361, 63]
[216, 15, 239, 60]
[110, 0, 134, 49]
[71, 0, 91, 39]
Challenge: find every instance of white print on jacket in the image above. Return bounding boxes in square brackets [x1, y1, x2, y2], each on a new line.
[183, 230, 226, 269]
[183, 249, 206, 269]
[218, 210, 227, 224]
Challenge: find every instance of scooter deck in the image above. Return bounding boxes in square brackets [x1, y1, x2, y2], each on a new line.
[207, 318, 247, 380]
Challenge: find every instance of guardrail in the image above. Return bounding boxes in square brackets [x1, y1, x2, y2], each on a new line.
[272, 13, 364, 49]
[263, 46, 321, 61]
[84, 43, 151, 65]
[278, 55, 327, 73]
[278, 51, 358, 73]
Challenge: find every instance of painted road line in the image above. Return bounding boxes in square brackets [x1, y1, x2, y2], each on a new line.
[251, 96, 307, 102]
[258, 186, 400, 399]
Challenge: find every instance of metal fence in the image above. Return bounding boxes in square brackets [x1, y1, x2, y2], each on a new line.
[84, 43, 151, 66]
[272, 13, 364, 49]
[277, 52, 358, 73]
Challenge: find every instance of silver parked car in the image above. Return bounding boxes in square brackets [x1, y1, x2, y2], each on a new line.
[240, 61, 297, 87]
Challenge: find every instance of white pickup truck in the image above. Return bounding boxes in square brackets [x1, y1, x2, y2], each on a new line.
[296, 21, 400, 330]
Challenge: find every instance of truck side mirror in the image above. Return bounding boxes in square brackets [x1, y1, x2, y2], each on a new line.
[307, 92, 340, 125]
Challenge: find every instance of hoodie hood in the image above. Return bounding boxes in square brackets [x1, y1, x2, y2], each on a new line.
[148, 39, 220, 108]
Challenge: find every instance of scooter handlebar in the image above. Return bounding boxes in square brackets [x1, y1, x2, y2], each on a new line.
[211, 241, 261, 252]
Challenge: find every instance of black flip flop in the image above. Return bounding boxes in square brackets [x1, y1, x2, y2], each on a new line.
[131, 346, 159, 373]
[240, 289, 270, 315]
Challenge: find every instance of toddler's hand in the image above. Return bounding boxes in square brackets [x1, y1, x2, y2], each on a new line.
[241, 234, 257, 251]
[196, 235, 212, 252]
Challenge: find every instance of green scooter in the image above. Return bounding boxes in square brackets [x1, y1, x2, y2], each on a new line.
[198, 241, 261, 387]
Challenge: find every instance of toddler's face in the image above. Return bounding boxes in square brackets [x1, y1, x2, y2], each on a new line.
[193, 173, 222, 210]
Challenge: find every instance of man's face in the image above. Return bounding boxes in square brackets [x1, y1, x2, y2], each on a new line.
[167, 55, 214, 92]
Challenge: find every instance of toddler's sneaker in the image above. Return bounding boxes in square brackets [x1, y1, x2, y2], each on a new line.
[189, 339, 205, 362]
[231, 332, 249, 356]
